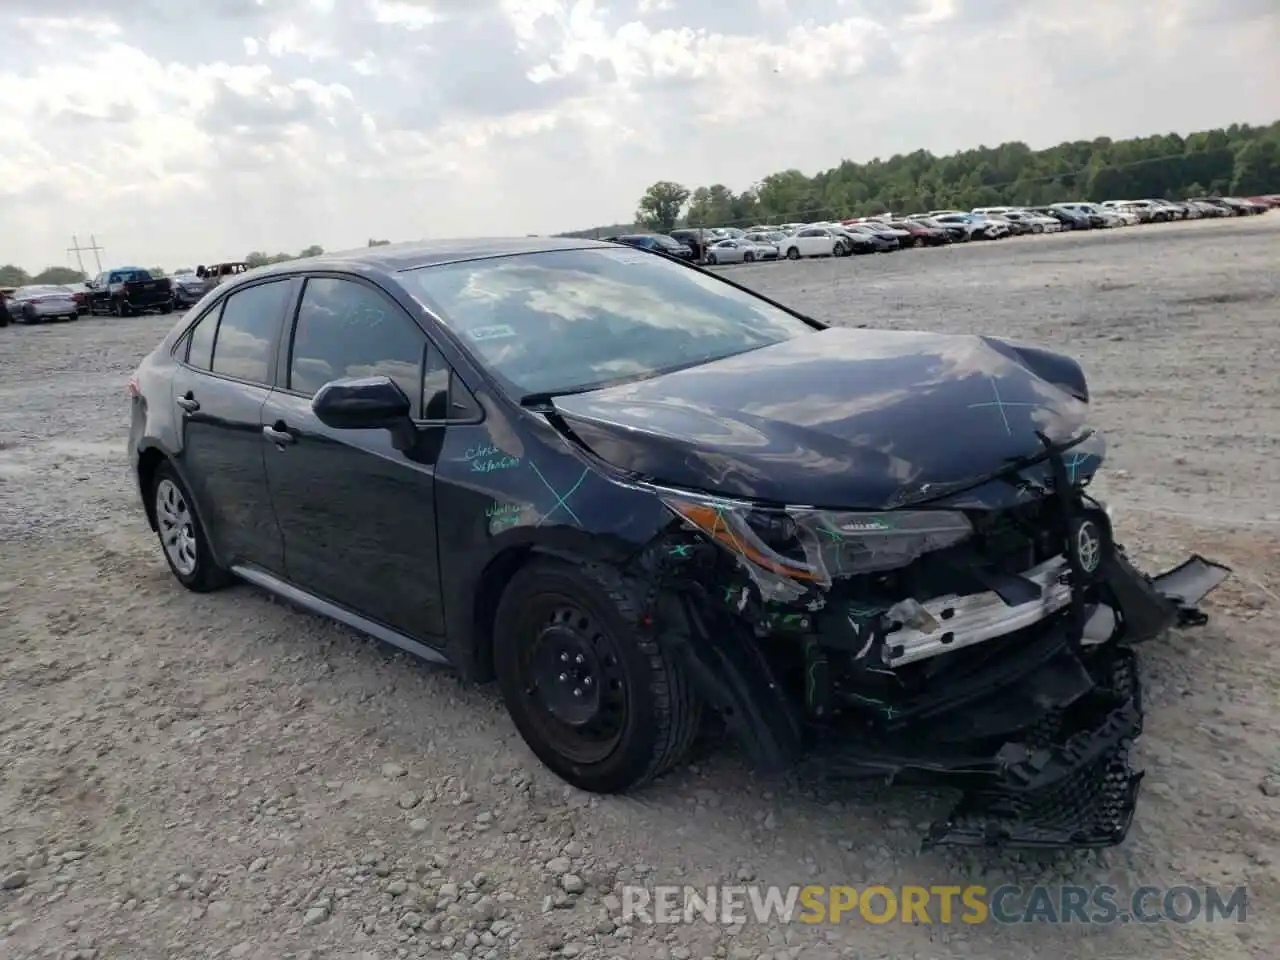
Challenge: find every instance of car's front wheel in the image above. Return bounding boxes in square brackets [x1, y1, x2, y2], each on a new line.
[786, 247, 800, 260]
[152, 462, 232, 592]
[705, 253, 717, 265]
[493, 559, 702, 794]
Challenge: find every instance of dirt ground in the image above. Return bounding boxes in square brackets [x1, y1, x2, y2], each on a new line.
[1, 215, 1277, 960]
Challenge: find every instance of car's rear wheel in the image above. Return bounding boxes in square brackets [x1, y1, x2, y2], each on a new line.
[493, 559, 701, 794]
[152, 463, 232, 592]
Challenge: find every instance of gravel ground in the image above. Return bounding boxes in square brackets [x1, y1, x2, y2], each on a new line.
[1, 216, 1277, 960]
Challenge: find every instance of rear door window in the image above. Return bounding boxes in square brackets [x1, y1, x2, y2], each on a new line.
[209, 280, 292, 384]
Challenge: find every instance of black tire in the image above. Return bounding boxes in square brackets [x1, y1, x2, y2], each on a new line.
[493, 558, 702, 794]
[744, 252, 755, 263]
[0, 310, 8, 328]
[151, 461, 233, 592]
[161, 303, 173, 314]
[1032, 224, 1043, 234]
[786, 247, 800, 260]
[113, 299, 124, 317]
[22, 307, 39, 324]
[705, 253, 717, 265]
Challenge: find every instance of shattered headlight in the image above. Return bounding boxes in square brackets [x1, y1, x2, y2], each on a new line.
[662, 494, 974, 585]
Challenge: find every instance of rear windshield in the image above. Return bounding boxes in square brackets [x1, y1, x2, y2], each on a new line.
[114, 269, 153, 282]
[403, 247, 815, 399]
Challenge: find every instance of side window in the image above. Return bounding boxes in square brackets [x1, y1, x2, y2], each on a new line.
[210, 280, 292, 384]
[288, 277, 426, 415]
[185, 305, 221, 370]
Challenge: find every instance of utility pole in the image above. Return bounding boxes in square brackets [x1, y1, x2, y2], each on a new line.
[67, 235, 104, 276]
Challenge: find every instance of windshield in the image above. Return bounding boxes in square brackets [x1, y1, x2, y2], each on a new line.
[16, 285, 68, 297]
[403, 247, 816, 399]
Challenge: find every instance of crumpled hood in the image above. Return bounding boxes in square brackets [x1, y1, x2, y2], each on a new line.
[551, 327, 1095, 509]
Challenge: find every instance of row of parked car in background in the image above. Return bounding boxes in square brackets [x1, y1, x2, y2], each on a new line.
[4, 195, 1274, 327]
[0, 261, 251, 327]
[605, 194, 1278, 265]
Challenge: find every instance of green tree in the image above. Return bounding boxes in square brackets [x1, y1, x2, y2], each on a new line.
[368, 238, 390, 246]
[245, 251, 270, 268]
[30, 266, 86, 285]
[686, 184, 739, 226]
[298, 245, 324, 258]
[635, 181, 690, 233]
[0, 265, 32, 286]
[1231, 139, 1280, 195]
[563, 118, 1279, 236]
[148, 266, 167, 278]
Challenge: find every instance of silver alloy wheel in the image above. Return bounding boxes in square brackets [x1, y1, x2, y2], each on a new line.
[156, 478, 198, 576]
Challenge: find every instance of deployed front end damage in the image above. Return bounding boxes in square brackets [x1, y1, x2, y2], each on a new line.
[635, 439, 1230, 850]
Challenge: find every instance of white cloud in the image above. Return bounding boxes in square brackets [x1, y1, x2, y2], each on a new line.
[0, 0, 1276, 271]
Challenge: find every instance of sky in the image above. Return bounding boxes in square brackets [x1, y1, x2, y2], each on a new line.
[1, 0, 1277, 272]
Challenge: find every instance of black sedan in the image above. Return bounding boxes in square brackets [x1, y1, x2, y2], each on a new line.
[609, 233, 696, 260]
[1031, 207, 1090, 230]
[127, 237, 1228, 850]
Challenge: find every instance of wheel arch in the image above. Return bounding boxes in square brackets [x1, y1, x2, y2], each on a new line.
[452, 535, 650, 683]
[135, 445, 226, 566]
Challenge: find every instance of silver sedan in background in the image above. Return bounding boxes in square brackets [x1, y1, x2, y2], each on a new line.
[5, 285, 80, 324]
[703, 238, 762, 264]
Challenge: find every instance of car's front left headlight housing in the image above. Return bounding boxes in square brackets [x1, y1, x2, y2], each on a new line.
[661, 493, 974, 588]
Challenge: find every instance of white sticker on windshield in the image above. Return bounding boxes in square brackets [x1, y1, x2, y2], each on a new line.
[466, 324, 518, 342]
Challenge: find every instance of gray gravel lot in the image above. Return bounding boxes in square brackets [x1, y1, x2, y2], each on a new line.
[1, 216, 1277, 960]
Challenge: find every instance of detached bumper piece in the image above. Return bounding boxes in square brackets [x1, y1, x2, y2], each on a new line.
[923, 652, 1144, 850]
[918, 549, 1229, 851]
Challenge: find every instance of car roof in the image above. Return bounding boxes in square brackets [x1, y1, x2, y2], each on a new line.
[246, 236, 616, 280]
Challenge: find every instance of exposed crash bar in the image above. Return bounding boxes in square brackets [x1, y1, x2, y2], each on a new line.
[885, 555, 1073, 667]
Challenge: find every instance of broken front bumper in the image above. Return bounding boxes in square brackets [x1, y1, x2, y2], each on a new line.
[816, 551, 1229, 850]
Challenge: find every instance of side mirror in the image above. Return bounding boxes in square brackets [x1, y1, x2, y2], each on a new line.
[312, 376, 412, 430]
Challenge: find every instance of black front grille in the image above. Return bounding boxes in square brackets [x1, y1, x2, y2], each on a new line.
[969, 499, 1061, 574]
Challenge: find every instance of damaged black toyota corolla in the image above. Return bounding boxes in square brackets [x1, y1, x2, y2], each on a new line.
[129, 237, 1229, 850]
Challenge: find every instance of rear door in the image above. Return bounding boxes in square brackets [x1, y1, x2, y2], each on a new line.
[169, 277, 296, 572]
[260, 274, 452, 641]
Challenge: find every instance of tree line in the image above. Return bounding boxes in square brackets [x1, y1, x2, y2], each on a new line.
[557, 119, 1280, 237]
[0, 239, 397, 289]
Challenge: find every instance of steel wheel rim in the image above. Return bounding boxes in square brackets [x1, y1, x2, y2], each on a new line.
[518, 599, 629, 765]
[155, 478, 198, 576]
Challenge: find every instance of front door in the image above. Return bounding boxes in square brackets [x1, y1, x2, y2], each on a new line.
[261, 275, 447, 641]
[169, 278, 296, 572]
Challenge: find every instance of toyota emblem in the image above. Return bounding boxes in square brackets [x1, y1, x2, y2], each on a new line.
[1074, 519, 1102, 574]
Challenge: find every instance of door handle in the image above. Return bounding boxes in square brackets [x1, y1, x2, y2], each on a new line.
[263, 424, 295, 445]
[176, 395, 199, 412]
